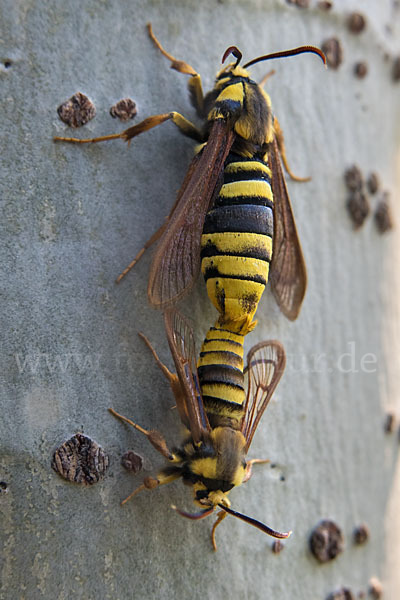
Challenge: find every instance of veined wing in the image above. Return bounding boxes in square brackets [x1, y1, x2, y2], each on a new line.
[148, 120, 235, 308]
[164, 308, 211, 443]
[269, 136, 307, 320]
[241, 340, 286, 453]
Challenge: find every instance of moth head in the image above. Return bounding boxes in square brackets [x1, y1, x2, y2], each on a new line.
[219, 44, 326, 76]
[189, 427, 247, 508]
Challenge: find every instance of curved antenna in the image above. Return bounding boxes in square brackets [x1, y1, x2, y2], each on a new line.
[243, 45, 326, 69]
[222, 45, 242, 67]
[218, 504, 292, 539]
[171, 505, 215, 520]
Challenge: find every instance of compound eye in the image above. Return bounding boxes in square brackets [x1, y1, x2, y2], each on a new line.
[196, 490, 209, 501]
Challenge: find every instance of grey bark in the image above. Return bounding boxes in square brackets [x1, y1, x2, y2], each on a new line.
[1, 1, 399, 599]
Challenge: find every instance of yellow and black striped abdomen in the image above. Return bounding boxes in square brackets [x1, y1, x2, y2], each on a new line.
[197, 323, 245, 428]
[201, 154, 273, 331]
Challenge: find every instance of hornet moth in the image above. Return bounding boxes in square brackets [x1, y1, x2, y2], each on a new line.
[55, 25, 326, 324]
[110, 308, 288, 551]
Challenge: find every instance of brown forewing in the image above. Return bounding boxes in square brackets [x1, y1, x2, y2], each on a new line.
[164, 309, 211, 444]
[148, 120, 235, 309]
[269, 137, 307, 320]
[241, 340, 286, 453]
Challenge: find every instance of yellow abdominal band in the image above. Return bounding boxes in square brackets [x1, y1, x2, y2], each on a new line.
[198, 322, 246, 416]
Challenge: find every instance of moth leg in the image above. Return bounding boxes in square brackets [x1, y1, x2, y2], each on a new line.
[243, 458, 271, 483]
[211, 510, 227, 551]
[138, 332, 176, 384]
[54, 111, 204, 145]
[273, 116, 311, 182]
[122, 112, 204, 143]
[108, 408, 175, 460]
[258, 69, 275, 88]
[138, 332, 186, 421]
[121, 472, 180, 505]
[116, 218, 169, 283]
[147, 23, 205, 118]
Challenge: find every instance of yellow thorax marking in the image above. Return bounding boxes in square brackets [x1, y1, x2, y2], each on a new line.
[216, 82, 244, 104]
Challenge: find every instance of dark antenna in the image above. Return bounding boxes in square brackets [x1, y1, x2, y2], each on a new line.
[218, 504, 292, 539]
[243, 45, 326, 69]
[171, 505, 215, 520]
[172, 501, 292, 539]
[222, 46, 242, 67]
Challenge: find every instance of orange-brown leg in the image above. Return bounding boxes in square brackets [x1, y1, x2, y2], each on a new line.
[108, 408, 174, 460]
[211, 510, 227, 551]
[116, 219, 169, 283]
[258, 69, 276, 88]
[243, 458, 271, 483]
[138, 332, 187, 425]
[147, 23, 205, 117]
[121, 472, 180, 505]
[54, 110, 203, 145]
[273, 117, 310, 182]
[138, 332, 176, 383]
